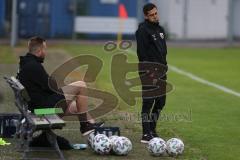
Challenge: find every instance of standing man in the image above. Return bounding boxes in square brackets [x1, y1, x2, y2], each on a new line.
[135, 3, 168, 143]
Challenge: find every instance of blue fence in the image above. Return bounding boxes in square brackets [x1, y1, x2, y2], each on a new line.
[88, 0, 137, 17]
[18, 0, 73, 38]
[0, 0, 5, 36]
[0, 0, 147, 38]
[82, 0, 142, 39]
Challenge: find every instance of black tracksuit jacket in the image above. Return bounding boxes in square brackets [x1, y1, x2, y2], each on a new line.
[135, 20, 168, 82]
[136, 20, 167, 66]
[17, 53, 64, 111]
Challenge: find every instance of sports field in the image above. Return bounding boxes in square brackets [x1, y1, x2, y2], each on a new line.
[0, 42, 239, 160]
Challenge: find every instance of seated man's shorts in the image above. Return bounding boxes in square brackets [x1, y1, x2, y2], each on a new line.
[43, 93, 68, 113]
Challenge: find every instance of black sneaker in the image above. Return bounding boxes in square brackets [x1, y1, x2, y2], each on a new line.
[80, 122, 104, 136]
[92, 121, 104, 128]
[80, 122, 95, 136]
[140, 134, 154, 143]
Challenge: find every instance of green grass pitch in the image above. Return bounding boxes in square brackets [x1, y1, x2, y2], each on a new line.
[0, 42, 239, 160]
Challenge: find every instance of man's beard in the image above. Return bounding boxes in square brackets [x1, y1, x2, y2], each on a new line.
[39, 56, 45, 63]
[153, 19, 159, 23]
[150, 19, 159, 24]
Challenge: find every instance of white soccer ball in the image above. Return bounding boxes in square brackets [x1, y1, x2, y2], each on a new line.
[112, 136, 132, 156]
[166, 138, 184, 156]
[109, 135, 119, 154]
[92, 134, 112, 155]
[87, 132, 95, 149]
[109, 135, 119, 145]
[148, 137, 167, 156]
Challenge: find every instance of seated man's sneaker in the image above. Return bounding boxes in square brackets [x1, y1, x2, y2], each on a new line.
[80, 121, 104, 136]
[140, 134, 154, 143]
[92, 121, 104, 128]
[80, 122, 95, 136]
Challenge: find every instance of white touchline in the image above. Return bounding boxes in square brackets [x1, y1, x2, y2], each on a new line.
[127, 49, 240, 98]
[168, 65, 240, 97]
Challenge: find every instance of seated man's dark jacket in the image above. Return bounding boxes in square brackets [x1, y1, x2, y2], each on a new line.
[17, 53, 64, 111]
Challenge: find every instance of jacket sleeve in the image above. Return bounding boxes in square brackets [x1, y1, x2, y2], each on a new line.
[161, 26, 168, 54]
[135, 28, 149, 62]
[27, 63, 55, 94]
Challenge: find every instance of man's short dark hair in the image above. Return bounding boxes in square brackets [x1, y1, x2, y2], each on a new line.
[143, 3, 157, 15]
[28, 36, 46, 53]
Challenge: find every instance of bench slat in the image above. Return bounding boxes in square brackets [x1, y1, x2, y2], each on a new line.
[44, 115, 65, 126]
[29, 114, 50, 126]
[34, 108, 63, 115]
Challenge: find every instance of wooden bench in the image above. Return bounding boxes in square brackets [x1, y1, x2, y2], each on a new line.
[4, 76, 66, 160]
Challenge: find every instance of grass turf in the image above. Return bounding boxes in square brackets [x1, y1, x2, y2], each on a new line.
[0, 43, 239, 159]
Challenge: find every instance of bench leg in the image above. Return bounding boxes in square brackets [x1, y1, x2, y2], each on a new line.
[46, 130, 65, 160]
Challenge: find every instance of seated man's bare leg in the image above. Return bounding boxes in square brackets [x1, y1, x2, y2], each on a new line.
[61, 81, 95, 123]
[65, 101, 94, 123]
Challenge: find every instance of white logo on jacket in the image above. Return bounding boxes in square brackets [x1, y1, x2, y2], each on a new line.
[152, 34, 157, 41]
[160, 33, 164, 39]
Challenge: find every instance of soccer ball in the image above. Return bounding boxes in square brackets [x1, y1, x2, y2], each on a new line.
[109, 135, 119, 145]
[112, 136, 132, 156]
[166, 138, 184, 156]
[147, 137, 167, 156]
[109, 135, 120, 154]
[92, 134, 112, 155]
[87, 132, 95, 149]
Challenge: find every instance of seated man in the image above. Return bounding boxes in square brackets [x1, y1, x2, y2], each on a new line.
[17, 36, 103, 136]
